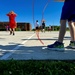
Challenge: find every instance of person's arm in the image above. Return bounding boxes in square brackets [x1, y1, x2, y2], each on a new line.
[54, 0, 65, 2]
[6, 14, 10, 16]
[6, 11, 11, 16]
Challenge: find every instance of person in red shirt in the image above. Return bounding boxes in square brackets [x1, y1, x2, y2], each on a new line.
[7, 11, 17, 35]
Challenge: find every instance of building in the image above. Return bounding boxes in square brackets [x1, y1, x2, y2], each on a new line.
[0, 22, 32, 31]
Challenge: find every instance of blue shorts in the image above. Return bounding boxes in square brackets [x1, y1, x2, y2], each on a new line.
[60, 0, 75, 22]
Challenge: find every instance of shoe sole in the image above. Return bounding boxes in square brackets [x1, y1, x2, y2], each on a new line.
[66, 46, 75, 49]
[47, 48, 64, 51]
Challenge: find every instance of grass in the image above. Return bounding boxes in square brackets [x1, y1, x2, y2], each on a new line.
[0, 60, 75, 75]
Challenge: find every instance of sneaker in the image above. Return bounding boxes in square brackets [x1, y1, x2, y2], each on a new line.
[10, 31, 12, 35]
[69, 41, 75, 49]
[13, 33, 15, 35]
[47, 41, 64, 51]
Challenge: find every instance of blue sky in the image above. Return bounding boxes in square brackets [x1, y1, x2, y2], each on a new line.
[0, 0, 64, 28]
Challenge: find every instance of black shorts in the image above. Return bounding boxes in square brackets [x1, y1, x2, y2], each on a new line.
[36, 26, 39, 30]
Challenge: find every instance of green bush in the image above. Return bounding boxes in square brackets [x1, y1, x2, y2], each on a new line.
[15, 28, 21, 31]
[0, 28, 6, 31]
[0, 60, 75, 75]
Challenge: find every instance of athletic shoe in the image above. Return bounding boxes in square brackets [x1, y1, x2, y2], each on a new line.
[47, 41, 64, 51]
[69, 41, 75, 49]
[13, 33, 15, 35]
[10, 31, 12, 35]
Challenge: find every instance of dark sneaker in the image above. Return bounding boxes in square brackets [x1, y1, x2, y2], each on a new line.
[47, 41, 64, 51]
[68, 41, 75, 49]
[10, 31, 12, 35]
[13, 33, 15, 35]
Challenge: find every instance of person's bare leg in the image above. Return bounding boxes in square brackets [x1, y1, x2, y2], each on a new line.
[12, 28, 15, 35]
[58, 20, 66, 42]
[68, 22, 75, 41]
[73, 22, 75, 41]
[9, 28, 12, 35]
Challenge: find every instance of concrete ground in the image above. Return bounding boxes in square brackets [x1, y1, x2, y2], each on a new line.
[0, 31, 75, 60]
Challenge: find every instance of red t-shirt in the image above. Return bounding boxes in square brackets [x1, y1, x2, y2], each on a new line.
[7, 14, 17, 28]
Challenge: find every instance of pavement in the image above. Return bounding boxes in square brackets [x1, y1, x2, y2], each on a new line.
[0, 31, 75, 60]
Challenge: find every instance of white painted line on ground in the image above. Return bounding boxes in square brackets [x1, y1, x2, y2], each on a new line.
[0, 34, 35, 60]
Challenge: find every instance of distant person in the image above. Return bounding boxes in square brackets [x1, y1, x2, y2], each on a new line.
[35, 20, 44, 45]
[5, 25, 9, 31]
[41, 20, 45, 32]
[48, 25, 52, 32]
[7, 11, 17, 35]
[47, 0, 75, 50]
[35, 20, 40, 31]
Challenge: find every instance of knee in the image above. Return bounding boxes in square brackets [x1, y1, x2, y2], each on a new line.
[60, 20, 66, 26]
[68, 21, 72, 26]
